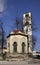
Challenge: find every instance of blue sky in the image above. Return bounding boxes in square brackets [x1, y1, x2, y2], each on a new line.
[0, 0, 40, 51]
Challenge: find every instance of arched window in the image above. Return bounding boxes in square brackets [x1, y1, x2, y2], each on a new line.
[22, 42, 25, 54]
[13, 42, 17, 53]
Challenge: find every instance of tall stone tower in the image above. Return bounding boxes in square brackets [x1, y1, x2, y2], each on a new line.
[23, 12, 32, 54]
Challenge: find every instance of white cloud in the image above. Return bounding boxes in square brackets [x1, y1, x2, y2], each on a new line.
[0, 0, 7, 13]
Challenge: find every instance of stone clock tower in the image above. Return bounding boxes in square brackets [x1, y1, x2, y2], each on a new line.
[23, 12, 32, 54]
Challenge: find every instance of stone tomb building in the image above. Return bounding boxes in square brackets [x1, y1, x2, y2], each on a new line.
[7, 30, 28, 60]
[7, 12, 32, 60]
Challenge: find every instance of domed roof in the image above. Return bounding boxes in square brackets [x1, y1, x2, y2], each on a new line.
[7, 30, 27, 38]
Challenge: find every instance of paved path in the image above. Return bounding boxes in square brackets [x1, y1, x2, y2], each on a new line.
[0, 60, 40, 65]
